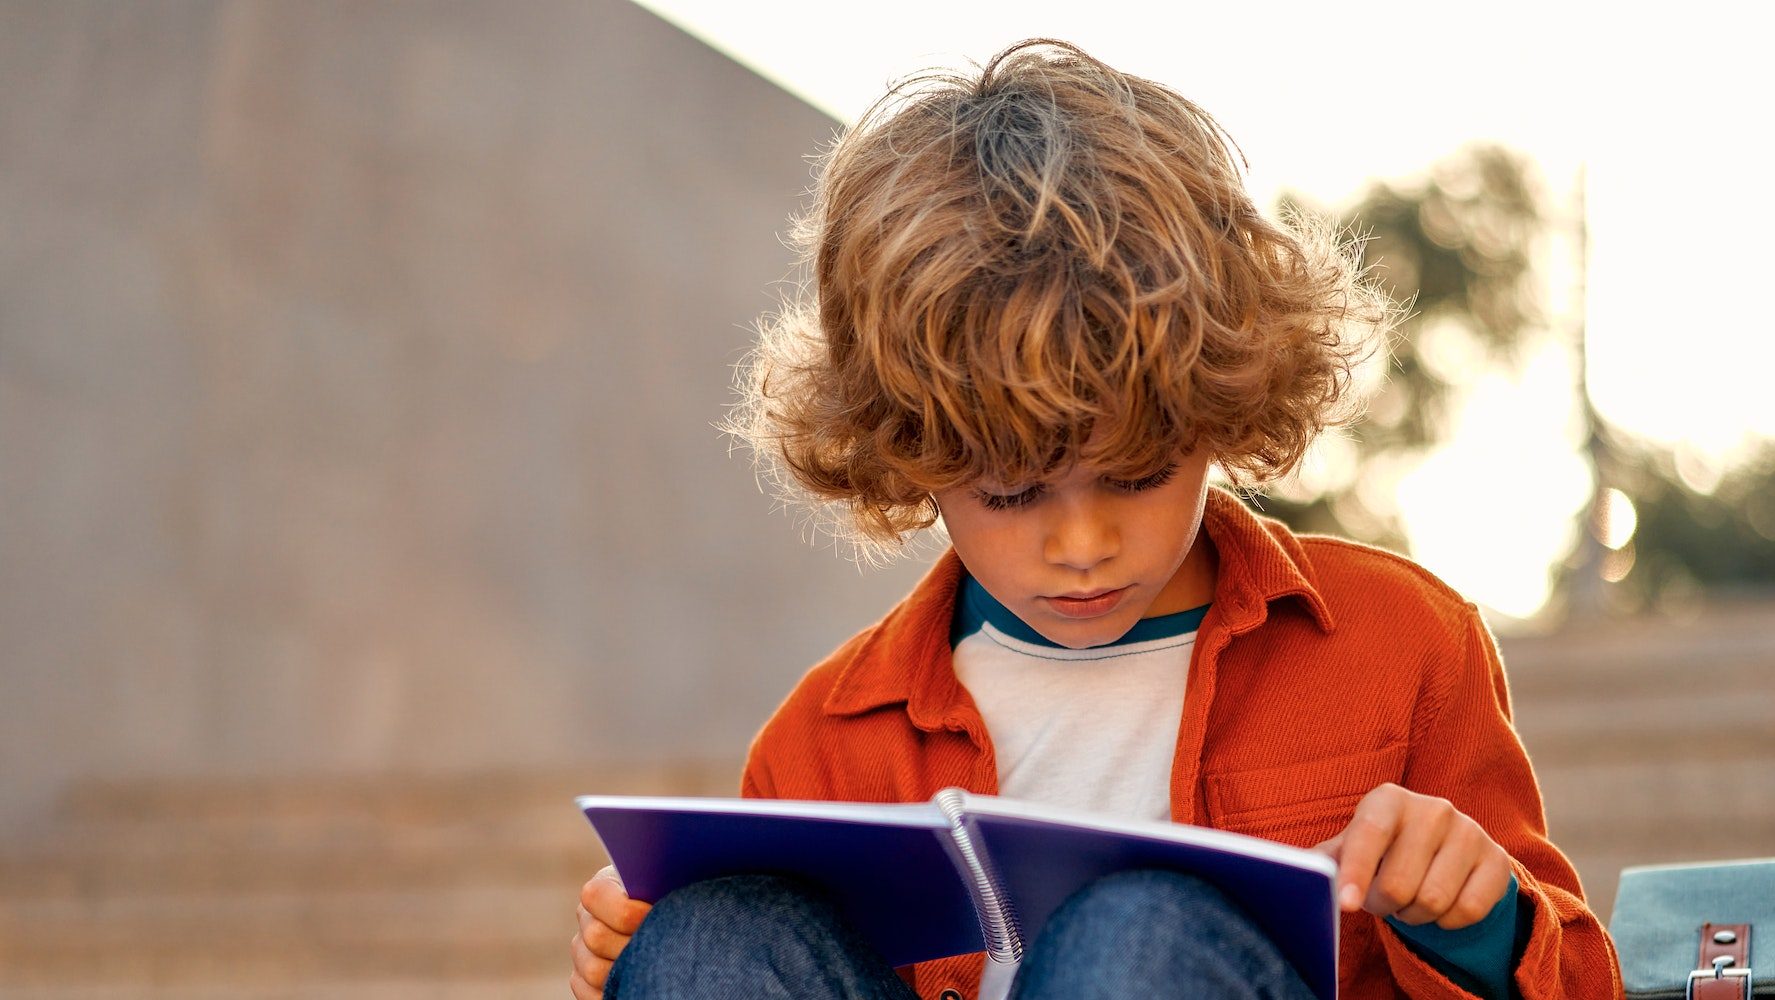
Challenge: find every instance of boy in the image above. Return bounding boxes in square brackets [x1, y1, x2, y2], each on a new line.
[571, 39, 1621, 1000]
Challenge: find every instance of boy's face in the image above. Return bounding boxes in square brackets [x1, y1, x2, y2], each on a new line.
[934, 448, 1216, 649]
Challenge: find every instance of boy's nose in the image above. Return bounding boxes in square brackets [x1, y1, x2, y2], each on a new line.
[1043, 507, 1119, 571]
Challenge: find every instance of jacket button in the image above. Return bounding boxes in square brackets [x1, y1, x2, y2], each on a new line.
[939, 991, 964, 1000]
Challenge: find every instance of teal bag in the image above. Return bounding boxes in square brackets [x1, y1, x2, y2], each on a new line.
[1610, 859, 1774, 999]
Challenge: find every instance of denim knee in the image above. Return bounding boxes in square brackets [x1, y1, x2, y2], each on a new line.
[1012, 869, 1314, 1000]
[617, 873, 830, 966]
[632, 873, 824, 953]
[606, 874, 917, 1000]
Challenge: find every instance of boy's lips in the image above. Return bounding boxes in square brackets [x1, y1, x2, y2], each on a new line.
[1045, 585, 1131, 619]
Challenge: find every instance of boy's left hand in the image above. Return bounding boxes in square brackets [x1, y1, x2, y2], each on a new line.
[1313, 782, 1514, 930]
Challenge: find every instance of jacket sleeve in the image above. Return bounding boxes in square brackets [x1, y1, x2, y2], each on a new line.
[1378, 603, 1622, 1000]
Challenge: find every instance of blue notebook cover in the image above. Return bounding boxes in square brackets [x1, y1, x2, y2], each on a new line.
[577, 796, 984, 968]
[577, 789, 1337, 998]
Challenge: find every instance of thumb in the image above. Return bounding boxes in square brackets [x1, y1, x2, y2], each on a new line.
[593, 863, 626, 892]
[1311, 831, 1344, 859]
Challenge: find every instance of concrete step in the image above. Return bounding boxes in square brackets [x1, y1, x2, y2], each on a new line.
[50, 762, 737, 827]
[0, 883, 568, 933]
[1500, 602, 1775, 692]
[1537, 757, 1775, 845]
[0, 765, 731, 989]
[1513, 688, 1775, 765]
[1533, 755, 1775, 922]
[0, 763, 730, 898]
[0, 979, 567, 1000]
[1, 934, 565, 987]
[1500, 605, 1775, 767]
[0, 885, 576, 986]
[0, 836, 604, 898]
[0, 796, 604, 900]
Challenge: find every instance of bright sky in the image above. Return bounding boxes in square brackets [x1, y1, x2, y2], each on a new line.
[635, 0, 1775, 619]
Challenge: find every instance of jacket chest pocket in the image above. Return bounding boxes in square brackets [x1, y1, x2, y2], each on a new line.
[1203, 742, 1408, 848]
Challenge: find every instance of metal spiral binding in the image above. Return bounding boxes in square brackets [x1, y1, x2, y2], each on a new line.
[932, 788, 1024, 963]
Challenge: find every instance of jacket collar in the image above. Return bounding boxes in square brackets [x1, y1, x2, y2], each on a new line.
[820, 487, 1335, 723]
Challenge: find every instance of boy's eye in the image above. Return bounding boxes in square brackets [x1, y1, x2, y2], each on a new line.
[1106, 463, 1179, 493]
[971, 463, 1179, 511]
[973, 484, 1046, 511]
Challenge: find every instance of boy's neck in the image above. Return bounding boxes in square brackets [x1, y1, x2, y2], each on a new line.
[1145, 535, 1219, 619]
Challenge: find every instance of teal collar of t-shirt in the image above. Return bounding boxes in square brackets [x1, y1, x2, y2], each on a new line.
[950, 573, 1211, 649]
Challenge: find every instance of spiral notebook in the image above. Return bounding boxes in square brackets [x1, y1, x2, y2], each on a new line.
[576, 788, 1338, 1000]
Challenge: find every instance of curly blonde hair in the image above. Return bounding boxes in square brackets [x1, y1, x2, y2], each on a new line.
[729, 39, 1394, 556]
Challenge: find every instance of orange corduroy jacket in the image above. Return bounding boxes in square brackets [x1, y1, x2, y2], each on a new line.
[741, 488, 1623, 1000]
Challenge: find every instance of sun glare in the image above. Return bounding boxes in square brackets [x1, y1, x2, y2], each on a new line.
[1598, 488, 1638, 552]
[1394, 342, 1594, 620]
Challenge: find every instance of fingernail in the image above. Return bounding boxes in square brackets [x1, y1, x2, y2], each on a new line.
[1339, 884, 1360, 909]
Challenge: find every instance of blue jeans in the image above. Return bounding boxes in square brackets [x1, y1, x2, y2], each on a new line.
[605, 868, 1317, 1000]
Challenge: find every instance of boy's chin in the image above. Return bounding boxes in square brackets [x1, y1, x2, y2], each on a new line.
[1031, 613, 1137, 650]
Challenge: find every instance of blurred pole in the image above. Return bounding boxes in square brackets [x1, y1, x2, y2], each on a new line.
[1568, 166, 1609, 619]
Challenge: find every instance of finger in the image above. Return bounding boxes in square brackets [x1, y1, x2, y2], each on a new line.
[577, 898, 644, 944]
[1366, 796, 1454, 917]
[568, 970, 598, 1000]
[572, 928, 615, 988]
[1435, 853, 1515, 930]
[1391, 823, 1480, 925]
[1311, 829, 1344, 858]
[585, 873, 651, 936]
[584, 913, 633, 962]
[597, 895, 651, 937]
[1333, 785, 1406, 911]
[620, 897, 653, 935]
[577, 906, 613, 957]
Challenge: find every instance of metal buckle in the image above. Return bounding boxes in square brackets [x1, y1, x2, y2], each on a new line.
[1686, 958, 1752, 1000]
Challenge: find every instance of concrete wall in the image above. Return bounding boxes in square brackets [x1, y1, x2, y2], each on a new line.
[0, 0, 931, 831]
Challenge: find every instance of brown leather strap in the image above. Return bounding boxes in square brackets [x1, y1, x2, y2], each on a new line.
[1691, 922, 1751, 1000]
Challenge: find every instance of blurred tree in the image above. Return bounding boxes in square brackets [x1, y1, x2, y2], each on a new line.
[1572, 440, 1775, 614]
[1258, 144, 1546, 553]
[1259, 148, 1775, 619]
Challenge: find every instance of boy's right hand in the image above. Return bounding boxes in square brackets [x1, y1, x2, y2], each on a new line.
[570, 865, 652, 999]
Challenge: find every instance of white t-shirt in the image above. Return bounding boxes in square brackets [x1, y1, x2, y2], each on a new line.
[948, 574, 1204, 1000]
